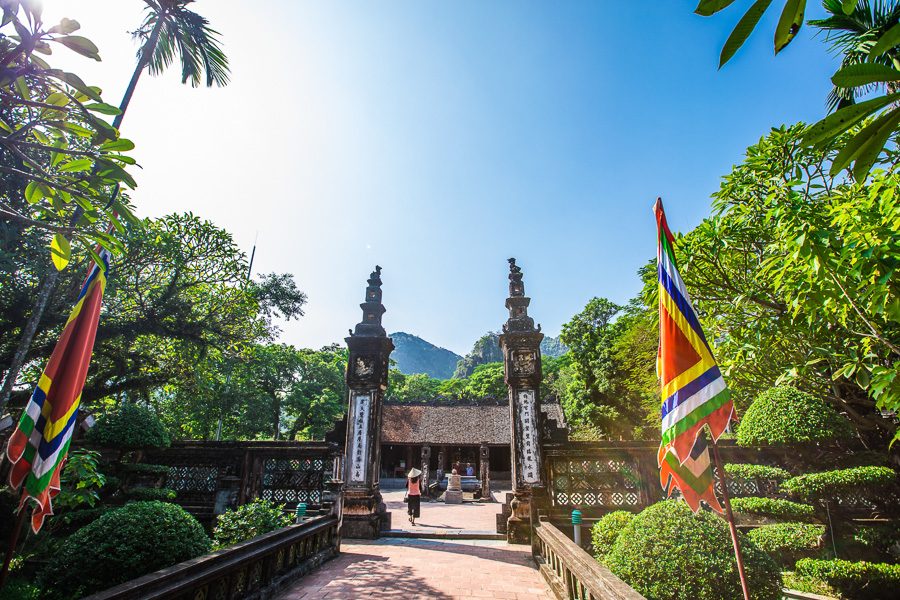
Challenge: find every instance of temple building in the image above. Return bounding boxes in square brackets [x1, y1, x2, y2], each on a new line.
[379, 397, 566, 484]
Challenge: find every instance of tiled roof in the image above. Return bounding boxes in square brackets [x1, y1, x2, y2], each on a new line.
[381, 402, 566, 445]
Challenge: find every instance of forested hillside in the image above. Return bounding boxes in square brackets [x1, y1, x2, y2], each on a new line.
[388, 332, 462, 379]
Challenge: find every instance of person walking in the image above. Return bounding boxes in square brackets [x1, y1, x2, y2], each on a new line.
[406, 468, 422, 526]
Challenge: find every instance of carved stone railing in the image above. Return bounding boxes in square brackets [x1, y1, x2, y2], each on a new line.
[82, 514, 340, 600]
[533, 520, 645, 600]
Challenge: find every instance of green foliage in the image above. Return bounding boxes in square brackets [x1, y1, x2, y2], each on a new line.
[124, 487, 177, 502]
[737, 387, 855, 446]
[746, 522, 825, 565]
[55, 449, 106, 510]
[724, 463, 792, 482]
[0, 579, 40, 600]
[212, 498, 293, 550]
[604, 500, 781, 600]
[389, 331, 461, 379]
[795, 558, 900, 600]
[86, 403, 170, 448]
[590, 510, 634, 560]
[850, 523, 900, 561]
[39, 501, 210, 599]
[781, 466, 897, 501]
[730, 497, 816, 520]
[781, 571, 840, 598]
[453, 332, 504, 378]
[117, 462, 171, 475]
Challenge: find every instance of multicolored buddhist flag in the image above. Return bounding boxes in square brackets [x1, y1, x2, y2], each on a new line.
[654, 198, 732, 512]
[6, 248, 111, 533]
[659, 433, 723, 513]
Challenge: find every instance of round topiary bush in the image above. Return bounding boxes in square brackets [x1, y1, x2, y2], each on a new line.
[736, 387, 853, 446]
[781, 466, 897, 502]
[604, 500, 782, 600]
[212, 498, 293, 550]
[39, 501, 209, 599]
[746, 522, 825, 566]
[591, 510, 634, 560]
[795, 558, 900, 600]
[85, 403, 171, 449]
[730, 497, 816, 521]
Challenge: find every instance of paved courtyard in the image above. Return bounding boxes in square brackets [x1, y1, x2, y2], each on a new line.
[382, 488, 509, 533]
[275, 537, 552, 599]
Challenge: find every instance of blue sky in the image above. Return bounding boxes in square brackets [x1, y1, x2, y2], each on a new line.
[44, 1, 839, 356]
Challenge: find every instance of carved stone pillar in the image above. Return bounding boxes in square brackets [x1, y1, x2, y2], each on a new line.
[479, 443, 491, 501]
[499, 258, 545, 544]
[341, 266, 394, 539]
[421, 445, 431, 487]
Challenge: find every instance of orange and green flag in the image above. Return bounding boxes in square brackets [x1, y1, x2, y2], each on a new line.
[6, 249, 111, 533]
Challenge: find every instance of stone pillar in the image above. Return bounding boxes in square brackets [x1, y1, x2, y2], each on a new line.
[498, 258, 545, 545]
[341, 266, 394, 539]
[421, 445, 431, 487]
[479, 443, 491, 501]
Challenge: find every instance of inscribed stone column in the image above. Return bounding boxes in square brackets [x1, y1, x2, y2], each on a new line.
[479, 442, 491, 501]
[421, 445, 431, 486]
[498, 258, 545, 544]
[341, 266, 394, 539]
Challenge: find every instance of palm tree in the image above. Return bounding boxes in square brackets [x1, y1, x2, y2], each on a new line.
[810, 0, 900, 112]
[0, 0, 230, 412]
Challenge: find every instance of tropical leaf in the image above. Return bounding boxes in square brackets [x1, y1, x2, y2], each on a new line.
[829, 107, 900, 176]
[851, 108, 900, 179]
[774, 0, 806, 53]
[802, 92, 900, 146]
[50, 233, 71, 271]
[831, 62, 900, 88]
[869, 22, 900, 58]
[695, 0, 739, 16]
[721, 0, 775, 67]
[841, 0, 859, 15]
[55, 35, 101, 61]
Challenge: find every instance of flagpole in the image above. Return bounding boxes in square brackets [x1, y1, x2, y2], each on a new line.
[0, 507, 27, 589]
[711, 440, 751, 600]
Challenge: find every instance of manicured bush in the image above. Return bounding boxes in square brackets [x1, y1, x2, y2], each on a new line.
[736, 386, 854, 446]
[590, 510, 634, 560]
[117, 462, 171, 475]
[781, 466, 897, 501]
[795, 558, 900, 600]
[724, 463, 791, 482]
[604, 500, 781, 600]
[39, 501, 210, 599]
[746, 522, 824, 565]
[124, 487, 177, 502]
[212, 498, 293, 550]
[852, 523, 900, 561]
[85, 403, 171, 448]
[781, 571, 839, 598]
[730, 497, 815, 520]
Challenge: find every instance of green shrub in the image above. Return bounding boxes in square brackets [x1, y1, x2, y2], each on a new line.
[730, 497, 816, 520]
[724, 463, 791, 482]
[39, 501, 209, 599]
[212, 498, 292, 550]
[746, 522, 824, 565]
[124, 487, 177, 502]
[590, 511, 634, 560]
[795, 558, 900, 600]
[736, 386, 854, 446]
[781, 466, 897, 501]
[0, 578, 40, 600]
[781, 571, 839, 598]
[117, 462, 171, 475]
[852, 524, 900, 560]
[85, 403, 170, 448]
[604, 500, 781, 600]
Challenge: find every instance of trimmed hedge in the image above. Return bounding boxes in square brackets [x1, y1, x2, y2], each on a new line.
[736, 386, 853, 446]
[85, 403, 170, 449]
[795, 558, 900, 600]
[590, 511, 634, 560]
[212, 498, 293, 550]
[730, 497, 816, 520]
[117, 462, 171, 475]
[724, 463, 791, 482]
[604, 500, 781, 600]
[746, 522, 824, 565]
[781, 466, 897, 501]
[39, 501, 209, 599]
[124, 487, 177, 502]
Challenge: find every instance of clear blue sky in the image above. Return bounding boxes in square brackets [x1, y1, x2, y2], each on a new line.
[45, 1, 839, 356]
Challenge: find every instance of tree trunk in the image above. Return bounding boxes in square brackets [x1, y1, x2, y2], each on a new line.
[0, 13, 167, 415]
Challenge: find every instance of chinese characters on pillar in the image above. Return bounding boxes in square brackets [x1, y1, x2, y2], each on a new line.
[349, 393, 371, 484]
[516, 389, 541, 485]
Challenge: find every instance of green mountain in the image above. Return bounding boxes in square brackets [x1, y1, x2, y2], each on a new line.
[388, 332, 462, 379]
[453, 332, 568, 378]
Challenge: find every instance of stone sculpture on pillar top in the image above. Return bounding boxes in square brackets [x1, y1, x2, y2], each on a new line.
[341, 266, 394, 539]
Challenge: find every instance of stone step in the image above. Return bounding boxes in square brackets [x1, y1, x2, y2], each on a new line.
[381, 529, 506, 540]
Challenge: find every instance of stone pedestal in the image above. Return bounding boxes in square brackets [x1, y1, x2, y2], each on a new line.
[341, 266, 394, 539]
[499, 259, 545, 545]
[445, 473, 463, 504]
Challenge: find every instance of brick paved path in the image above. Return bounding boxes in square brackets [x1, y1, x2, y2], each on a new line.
[276, 537, 552, 599]
[383, 489, 507, 533]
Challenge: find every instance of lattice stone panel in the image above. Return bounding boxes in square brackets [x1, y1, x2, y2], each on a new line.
[549, 458, 641, 508]
[167, 465, 218, 493]
[261, 458, 333, 507]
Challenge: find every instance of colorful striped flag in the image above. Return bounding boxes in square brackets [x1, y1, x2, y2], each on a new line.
[659, 433, 723, 513]
[654, 198, 732, 512]
[6, 249, 111, 533]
